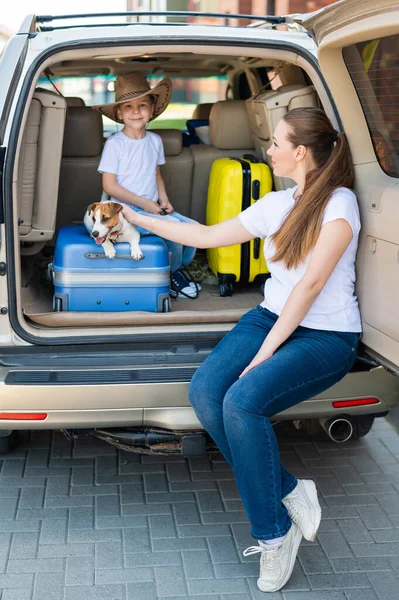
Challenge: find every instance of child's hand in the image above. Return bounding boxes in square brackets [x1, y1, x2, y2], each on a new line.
[159, 198, 174, 214]
[146, 202, 163, 215]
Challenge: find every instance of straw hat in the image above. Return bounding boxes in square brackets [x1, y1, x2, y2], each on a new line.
[93, 72, 172, 123]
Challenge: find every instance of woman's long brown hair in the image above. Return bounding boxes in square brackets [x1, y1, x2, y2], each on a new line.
[270, 107, 355, 270]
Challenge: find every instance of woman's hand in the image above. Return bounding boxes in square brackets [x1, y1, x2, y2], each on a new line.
[239, 339, 276, 378]
[122, 205, 140, 225]
[122, 201, 164, 228]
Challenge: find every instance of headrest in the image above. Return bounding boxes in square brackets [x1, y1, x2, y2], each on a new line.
[62, 107, 103, 157]
[65, 96, 86, 107]
[150, 129, 182, 156]
[277, 85, 318, 111]
[192, 103, 213, 120]
[209, 101, 253, 150]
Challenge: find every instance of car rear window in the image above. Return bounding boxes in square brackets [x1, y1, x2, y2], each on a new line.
[343, 34, 399, 178]
[37, 74, 228, 138]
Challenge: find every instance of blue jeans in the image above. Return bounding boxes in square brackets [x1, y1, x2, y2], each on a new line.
[189, 306, 361, 541]
[134, 209, 197, 273]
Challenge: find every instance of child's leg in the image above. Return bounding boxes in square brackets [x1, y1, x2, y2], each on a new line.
[153, 214, 184, 273]
[131, 210, 184, 272]
[133, 209, 199, 298]
[168, 211, 197, 267]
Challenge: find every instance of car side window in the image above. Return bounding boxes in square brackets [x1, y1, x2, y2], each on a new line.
[234, 71, 252, 100]
[343, 34, 399, 178]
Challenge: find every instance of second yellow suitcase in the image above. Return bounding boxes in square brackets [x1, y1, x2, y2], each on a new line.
[206, 155, 273, 296]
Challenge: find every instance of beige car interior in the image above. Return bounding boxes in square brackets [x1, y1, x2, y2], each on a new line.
[190, 100, 255, 223]
[247, 84, 319, 190]
[56, 106, 104, 231]
[18, 56, 327, 329]
[152, 128, 194, 218]
[18, 89, 67, 254]
[65, 96, 86, 107]
[191, 102, 213, 120]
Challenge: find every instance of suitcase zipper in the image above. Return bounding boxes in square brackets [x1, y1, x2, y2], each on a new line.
[235, 158, 251, 282]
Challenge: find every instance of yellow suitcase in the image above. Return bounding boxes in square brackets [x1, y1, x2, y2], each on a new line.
[206, 156, 273, 296]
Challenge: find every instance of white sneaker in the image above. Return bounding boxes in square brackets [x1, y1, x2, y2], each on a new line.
[169, 285, 198, 299]
[180, 270, 202, 292]
[243, 521, 303, 592]
[169, 270, 199, 299]
[189, 280, 202, 291]
[283, 479, 321, 542]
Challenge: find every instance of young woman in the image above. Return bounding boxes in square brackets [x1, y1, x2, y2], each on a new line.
[122, 107, 362, 593]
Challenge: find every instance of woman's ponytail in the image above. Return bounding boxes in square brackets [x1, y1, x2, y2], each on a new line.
[270, 108, 354, 270]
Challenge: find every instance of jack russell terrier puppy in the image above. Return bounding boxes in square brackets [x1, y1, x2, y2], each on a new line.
[84, 201, 144, 260]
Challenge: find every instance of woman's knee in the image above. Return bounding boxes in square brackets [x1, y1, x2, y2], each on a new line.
[188, 368, 215, 410]
[222, 387, 246, 429]
[188, 369, 202, 410]
[188, 366, 227, 422]
[222, 383, 267, 431]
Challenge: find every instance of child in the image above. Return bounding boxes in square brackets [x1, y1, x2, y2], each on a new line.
[93, 71, 200, 299]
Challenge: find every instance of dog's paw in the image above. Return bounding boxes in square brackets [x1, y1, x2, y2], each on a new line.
[131, 249, 144, 260]
[105, 249, 116, 259]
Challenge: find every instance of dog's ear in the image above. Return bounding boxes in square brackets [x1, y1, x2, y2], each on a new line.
[87, 202, 99, 215]
[109, 202, 124, 215]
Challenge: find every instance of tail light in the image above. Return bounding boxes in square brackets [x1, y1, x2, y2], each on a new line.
[332, 398, 379, 408]
[0, 413, 48, 420]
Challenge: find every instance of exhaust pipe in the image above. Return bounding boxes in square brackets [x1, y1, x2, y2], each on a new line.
[319, 417, 353, 443]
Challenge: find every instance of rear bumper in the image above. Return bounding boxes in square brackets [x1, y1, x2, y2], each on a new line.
[0, 365, 397, 430]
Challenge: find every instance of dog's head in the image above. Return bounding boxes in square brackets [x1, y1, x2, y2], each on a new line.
[87, 202, 123, 244]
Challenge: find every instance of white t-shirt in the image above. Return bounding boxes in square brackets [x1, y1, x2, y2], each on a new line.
[238, 186, 362, 332]
[98, 130, 165, 203]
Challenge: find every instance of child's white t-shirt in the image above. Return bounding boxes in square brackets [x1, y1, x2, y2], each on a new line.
[98, 130, 165, 203]
[238, 186, 362, 332]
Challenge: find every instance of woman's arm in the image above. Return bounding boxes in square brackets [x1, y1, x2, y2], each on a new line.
[240, 218, 353, 376]
[102, 173, 162, 215]
[122, 205, 255, 249]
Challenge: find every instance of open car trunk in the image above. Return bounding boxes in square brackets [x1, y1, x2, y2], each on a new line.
[22, 269, 262, 327]
[11, 38, 335, 341]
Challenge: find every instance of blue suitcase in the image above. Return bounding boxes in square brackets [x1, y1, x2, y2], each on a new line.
[51, 225, 171, 312]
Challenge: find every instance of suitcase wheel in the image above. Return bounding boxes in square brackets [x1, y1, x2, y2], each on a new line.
[219, 282, 233, 297]
[47, 263, 54, 282]
[162, 298, 171, 312]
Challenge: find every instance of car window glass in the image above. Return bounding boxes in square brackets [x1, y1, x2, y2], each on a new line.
[37, 74, 228, 138]
[236, 71, 252, 100]
[343, 34, 399, 178]
[146, 75, 227, 131]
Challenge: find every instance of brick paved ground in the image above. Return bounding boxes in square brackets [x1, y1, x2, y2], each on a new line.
[0, 416, 398, 600]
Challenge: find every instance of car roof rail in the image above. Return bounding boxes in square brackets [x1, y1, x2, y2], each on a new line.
[33, 11, 287, 32]
[17, 14, 37, 35]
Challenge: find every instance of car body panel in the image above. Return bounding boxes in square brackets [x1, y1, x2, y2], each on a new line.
[0, 10, 397, 437]
[299, 0, 399, 374]
[300, 0, 398, 46]
[0, 363, 397, 429]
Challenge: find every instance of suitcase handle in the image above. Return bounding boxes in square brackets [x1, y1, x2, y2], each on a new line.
[254, 238, 261, 260]
[84, 252, 133, 259]
[242, 153, 259, 163]
[252, 180, 261, 200]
